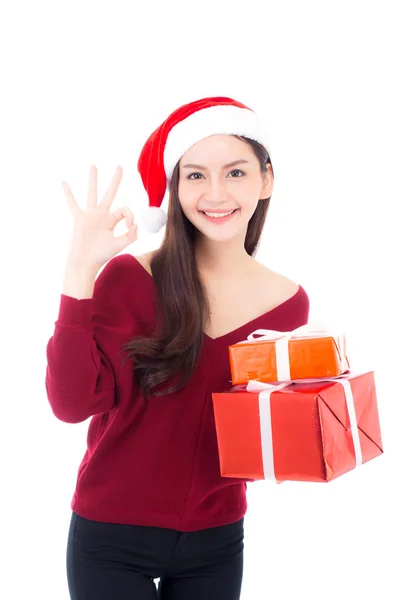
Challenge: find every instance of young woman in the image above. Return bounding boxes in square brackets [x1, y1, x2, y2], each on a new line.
[46, 96, 309, 599]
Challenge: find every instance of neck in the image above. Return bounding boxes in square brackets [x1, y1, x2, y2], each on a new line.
[195, 235, 254, 279]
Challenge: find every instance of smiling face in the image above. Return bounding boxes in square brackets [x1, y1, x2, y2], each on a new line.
[177, 134, 273, 243]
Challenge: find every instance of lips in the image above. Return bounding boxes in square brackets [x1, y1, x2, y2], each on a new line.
[199, 209, 239, 224]
[199, 209, 238, 216]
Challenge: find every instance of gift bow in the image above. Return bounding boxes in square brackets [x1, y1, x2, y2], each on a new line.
[238, 323, 349, 382]
[246, 374, 362, 481]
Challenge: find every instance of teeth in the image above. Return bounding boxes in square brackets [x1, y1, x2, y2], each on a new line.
[203, 210, 235, 218]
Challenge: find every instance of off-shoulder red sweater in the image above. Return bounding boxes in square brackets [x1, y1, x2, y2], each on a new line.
[45, 254, 309, 532]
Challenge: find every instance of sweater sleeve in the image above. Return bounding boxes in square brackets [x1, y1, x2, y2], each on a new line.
[45, 256, 132, 424]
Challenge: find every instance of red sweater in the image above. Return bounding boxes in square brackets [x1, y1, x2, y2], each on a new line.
[45, 254, 309, 532]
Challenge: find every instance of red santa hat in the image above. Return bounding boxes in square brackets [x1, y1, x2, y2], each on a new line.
[137, 96, 271, 233]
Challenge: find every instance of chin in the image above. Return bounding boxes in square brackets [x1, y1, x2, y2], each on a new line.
[197, 226, 245, 243]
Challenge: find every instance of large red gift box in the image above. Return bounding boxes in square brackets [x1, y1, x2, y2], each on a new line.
[212, 371, 383, 482]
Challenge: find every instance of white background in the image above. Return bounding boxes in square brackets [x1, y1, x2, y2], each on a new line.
[1, 1, 399, 598]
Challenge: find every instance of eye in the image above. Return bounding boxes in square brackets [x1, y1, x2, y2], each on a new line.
[187, 169, 245, 180]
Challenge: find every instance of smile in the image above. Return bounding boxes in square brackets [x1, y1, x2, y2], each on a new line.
[199, 209, 239, 223]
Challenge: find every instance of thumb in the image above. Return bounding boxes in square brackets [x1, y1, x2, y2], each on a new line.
[114, 223, 138, 253]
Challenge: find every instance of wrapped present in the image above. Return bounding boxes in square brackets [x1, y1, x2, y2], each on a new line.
[211, 371, 383, 482]
[228, 323, 350, 384]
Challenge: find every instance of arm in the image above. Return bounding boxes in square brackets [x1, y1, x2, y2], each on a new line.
[45, 260, 120, 424]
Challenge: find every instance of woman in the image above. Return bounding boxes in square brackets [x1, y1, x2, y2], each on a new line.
[46, 96, 309, 599]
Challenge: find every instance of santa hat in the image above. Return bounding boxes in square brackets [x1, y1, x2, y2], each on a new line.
[137, 96, 271, 233]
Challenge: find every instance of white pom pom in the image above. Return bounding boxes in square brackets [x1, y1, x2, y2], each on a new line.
[142, 206, 168, 233]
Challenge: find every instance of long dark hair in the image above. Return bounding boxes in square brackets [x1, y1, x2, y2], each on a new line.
[121, 135, 273, 402]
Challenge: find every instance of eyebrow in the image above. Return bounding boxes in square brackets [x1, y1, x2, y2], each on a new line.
[181, 159, 250, 170]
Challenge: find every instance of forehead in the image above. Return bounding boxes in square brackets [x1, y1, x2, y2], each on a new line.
[180, 134, 253, 162]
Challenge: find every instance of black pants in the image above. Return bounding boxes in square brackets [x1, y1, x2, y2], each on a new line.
[66, 511, 244, 599]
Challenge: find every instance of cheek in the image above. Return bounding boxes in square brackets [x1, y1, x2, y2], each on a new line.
[178, 186, 199, 213]
[235, 193, 258, 213]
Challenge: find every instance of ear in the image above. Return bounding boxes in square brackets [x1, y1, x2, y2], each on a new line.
[260, 163, 274, 199]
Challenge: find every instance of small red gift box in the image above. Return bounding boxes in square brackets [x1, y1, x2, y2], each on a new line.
[212, 371, 383, 482]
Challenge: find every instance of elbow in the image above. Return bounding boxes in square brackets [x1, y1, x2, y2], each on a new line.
[45, 379, 90, 423]
[48, 392, 115, 424]
[50, 404, 90, 424]
[45, 376, 116, 424]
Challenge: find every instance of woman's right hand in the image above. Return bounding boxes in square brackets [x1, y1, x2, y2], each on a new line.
[62, 165, 138, 271]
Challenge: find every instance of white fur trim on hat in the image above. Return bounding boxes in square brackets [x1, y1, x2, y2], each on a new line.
[163, 104, 270, 182]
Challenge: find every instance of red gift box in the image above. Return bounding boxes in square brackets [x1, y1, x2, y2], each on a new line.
[212, 371, 383, 482]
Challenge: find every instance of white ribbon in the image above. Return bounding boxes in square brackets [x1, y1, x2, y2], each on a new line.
[238, 322, 349, 382]
[246, 373, 362, 481]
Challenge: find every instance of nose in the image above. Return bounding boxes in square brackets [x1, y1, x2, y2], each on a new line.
[203, 177, 230, 202]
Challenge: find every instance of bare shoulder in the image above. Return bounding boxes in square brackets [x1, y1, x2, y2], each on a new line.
[134, 251, 156, 276]
[253, 261, 300, 300]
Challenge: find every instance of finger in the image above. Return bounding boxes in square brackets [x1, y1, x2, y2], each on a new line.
[87, 165, 98, 210]
[114, 223, 138, 253]
[100, 165, 124, 209]
[111, 206, 135, 227]
[62, 181, 79, 216]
